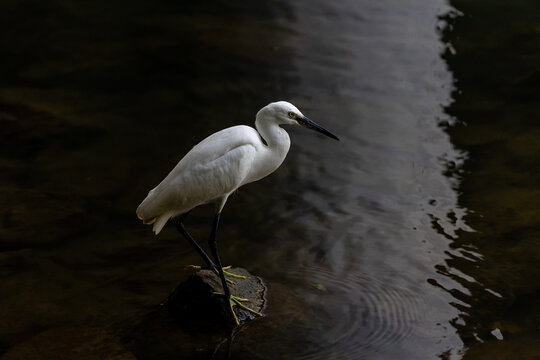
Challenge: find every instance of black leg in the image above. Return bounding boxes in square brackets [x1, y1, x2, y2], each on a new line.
[175, 213, 216, 270]
[207, 211, 262, 326]
[208, 212, 230, 297]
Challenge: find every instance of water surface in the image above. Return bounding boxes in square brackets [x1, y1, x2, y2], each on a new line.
[1, 0, 538, 359]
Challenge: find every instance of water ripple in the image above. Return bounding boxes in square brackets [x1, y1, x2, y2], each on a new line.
[280, 265, 424, 359]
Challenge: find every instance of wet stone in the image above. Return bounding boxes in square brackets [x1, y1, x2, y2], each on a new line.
[121, 268, 269, 359]
[164, 268, 266, 328]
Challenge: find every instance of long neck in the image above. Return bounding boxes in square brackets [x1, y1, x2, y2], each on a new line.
[255, 117, 291, 151]
[241, 115, 291, 184]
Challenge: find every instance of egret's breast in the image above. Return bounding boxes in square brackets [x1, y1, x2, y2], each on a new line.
[243, 137, 290, 186]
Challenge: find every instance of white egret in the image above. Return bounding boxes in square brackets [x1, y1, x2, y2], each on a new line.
[136, 101, 338, 326]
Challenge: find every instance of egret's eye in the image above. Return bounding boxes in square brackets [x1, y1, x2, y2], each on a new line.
[288, 112, 296, 119]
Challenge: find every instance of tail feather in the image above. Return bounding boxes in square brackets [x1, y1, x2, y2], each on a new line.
[152, 213, 171, 234]
[137, 205, 155, 224]
[137, 186, 180, 234]
[136, 188, 168, 234]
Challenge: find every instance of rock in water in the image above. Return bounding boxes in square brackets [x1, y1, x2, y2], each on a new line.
[164, 268, 266, 327]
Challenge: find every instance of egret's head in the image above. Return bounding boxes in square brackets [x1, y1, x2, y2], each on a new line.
[258, 101, 339, 140]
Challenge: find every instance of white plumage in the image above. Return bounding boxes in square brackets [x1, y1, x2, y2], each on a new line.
[136, 101, 338, 234]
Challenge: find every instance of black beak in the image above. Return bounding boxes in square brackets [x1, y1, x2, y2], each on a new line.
[297, 116, 339, 141]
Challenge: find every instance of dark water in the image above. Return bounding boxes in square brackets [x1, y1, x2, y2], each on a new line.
[441, 1, 540, 358]
[0, 0, 538, 359]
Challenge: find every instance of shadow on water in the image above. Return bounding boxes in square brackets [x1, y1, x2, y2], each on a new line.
[2, 0, 537, 359]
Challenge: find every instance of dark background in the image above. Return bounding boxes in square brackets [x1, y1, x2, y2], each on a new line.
[0, 0, 539, 359]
